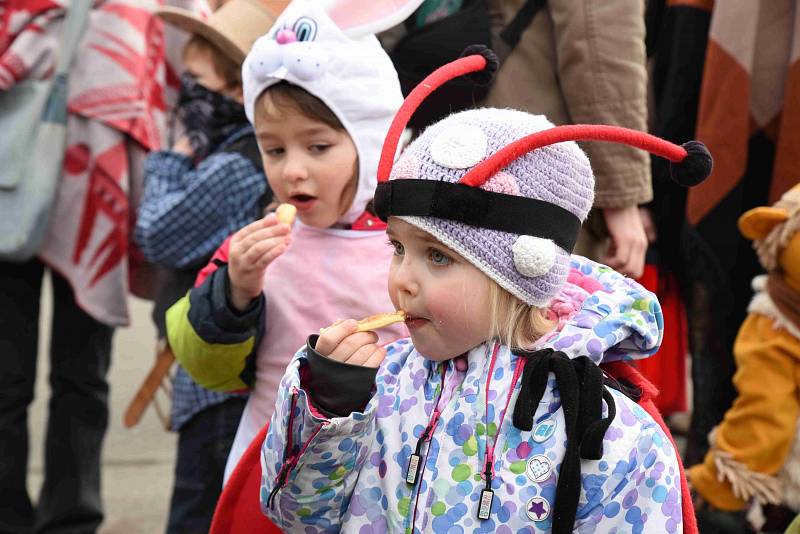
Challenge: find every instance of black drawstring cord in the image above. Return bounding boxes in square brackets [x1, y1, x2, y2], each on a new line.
[512, 349, 617, 534]
[512, 348, 553, 431]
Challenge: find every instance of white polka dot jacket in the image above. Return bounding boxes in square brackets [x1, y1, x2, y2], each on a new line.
[260, 256, 685, 533]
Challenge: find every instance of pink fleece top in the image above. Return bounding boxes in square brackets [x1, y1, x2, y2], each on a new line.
[225, 220, 406, 479]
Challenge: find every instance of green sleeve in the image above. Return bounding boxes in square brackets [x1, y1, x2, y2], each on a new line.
[166, 265, 264, 391]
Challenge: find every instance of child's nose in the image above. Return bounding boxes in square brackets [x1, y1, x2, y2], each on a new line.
[282, 160, 308, 182]
[393, 258, 420, 297]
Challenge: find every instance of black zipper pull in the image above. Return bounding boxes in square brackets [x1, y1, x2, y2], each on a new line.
[268, 461, 292, 509]
[406, 452, 421, 485]
[477, 463, 494, 520]
[405, 428, 429, 485]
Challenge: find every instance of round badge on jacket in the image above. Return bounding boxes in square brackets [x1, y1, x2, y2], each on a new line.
[526, 496, 551, 521]
[532, 416, 557, 443]
[526, 455, 552, 483]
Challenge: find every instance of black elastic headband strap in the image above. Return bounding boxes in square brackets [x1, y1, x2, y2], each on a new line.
[374, 180, 581, 252]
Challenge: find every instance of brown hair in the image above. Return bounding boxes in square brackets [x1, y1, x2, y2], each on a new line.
[259, 81, 344, 130]
[488, 280, 555, 350]
[183, 35, 242, 88]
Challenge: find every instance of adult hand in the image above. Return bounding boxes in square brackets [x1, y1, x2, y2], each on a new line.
[172, 136, 194, 157]
[601, 205, 649, 279]
[640, 207, 658, 244]
[315, 319, 386, 368]
[227, 214, 291, 311]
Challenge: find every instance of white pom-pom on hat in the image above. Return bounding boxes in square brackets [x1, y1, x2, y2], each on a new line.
[512, 236, 556, 277]
[430, 125, 487, 169]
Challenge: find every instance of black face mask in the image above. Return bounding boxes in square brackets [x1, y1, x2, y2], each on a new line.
[177, 72, 248, 159]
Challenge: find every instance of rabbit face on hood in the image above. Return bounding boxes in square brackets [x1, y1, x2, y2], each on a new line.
[243, 0, 416, 224]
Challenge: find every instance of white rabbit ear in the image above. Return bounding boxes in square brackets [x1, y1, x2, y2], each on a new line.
[324, 0, 425, 38]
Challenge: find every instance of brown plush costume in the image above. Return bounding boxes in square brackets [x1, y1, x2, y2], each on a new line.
[688, 184, 800, 531]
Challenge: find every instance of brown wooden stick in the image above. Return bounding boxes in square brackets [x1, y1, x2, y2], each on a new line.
[123, 345, 175, 429]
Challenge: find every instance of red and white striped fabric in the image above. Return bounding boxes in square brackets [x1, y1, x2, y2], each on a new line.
[0, 0, 207, 325]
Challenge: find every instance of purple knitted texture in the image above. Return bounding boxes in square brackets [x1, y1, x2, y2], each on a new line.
[390, 108, 595, 306]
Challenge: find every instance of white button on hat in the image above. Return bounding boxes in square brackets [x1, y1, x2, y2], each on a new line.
[430, 125, 487, 169]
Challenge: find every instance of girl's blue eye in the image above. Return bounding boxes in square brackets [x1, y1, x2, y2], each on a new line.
[429, 248, 450, 265]
[264, 148, 284, 157]
[389, 240, 404, 256]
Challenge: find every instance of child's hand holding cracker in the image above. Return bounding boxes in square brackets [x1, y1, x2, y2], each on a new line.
[315, 311, 404, 367]
[228, 208, 293, 311]
[315, 320, 385, 368]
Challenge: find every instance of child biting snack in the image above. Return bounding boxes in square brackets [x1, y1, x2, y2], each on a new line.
[260, 52, 712, 532]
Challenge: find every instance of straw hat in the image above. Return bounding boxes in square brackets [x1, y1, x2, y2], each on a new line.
[156, 0, 279, 65]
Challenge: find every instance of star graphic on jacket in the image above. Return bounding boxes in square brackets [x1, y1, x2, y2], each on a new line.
[528, 500, 547, 518]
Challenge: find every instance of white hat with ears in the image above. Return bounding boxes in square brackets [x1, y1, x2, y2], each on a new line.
[243, 0, 420, 224]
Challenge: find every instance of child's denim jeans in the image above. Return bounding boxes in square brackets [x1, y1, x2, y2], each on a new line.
[166, 396, 248, 534]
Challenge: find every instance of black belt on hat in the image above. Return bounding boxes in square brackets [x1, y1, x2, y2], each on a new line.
[512, 348, 617, 534]
[374, 180, 582, 253]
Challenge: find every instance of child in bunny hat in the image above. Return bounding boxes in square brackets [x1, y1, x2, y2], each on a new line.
[260, 51, 711, 532]
[166, 0, 424, 484]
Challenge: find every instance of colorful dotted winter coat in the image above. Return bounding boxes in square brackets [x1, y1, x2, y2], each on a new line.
[260, 256, 684, 533]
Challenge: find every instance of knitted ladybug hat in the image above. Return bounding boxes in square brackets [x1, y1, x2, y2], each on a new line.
[374, 47, 712, 306]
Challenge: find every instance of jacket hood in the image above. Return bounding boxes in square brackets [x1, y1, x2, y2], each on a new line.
[536, 255, 663, 364]
[243, 0, 403, 225]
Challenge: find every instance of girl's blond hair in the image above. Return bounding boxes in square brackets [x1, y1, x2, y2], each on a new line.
[488, 280, 555, 351]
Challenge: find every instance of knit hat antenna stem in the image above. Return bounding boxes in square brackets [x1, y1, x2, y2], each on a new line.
[461, 125, 686, 187]
[378, 51, 711, 187]
[377, 52, 493, 183]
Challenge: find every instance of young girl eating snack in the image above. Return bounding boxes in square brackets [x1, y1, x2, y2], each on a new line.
[259, 53, 711, 532]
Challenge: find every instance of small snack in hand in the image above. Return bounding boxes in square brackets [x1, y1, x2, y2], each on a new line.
[355, 310, 406, 332]
[319, 311, 406, 334]
[275, 203, 297, 226]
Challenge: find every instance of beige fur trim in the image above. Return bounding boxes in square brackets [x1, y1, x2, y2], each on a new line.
[747, 276, 800, 339]
[712, 450, 783, 505]
[779, 423, 800, 511]
[747, 427, 800, 529]
[747, 502, 766, 532]
[708, 426, 784, 506]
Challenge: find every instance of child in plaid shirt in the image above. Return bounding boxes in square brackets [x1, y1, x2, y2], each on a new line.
[133, 1, 278, 532]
